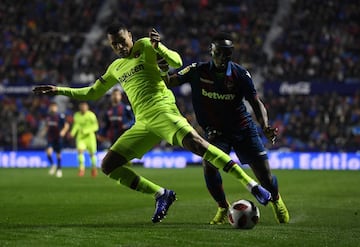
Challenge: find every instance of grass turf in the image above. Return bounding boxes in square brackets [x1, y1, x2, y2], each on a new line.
[0, 167, 359, 247]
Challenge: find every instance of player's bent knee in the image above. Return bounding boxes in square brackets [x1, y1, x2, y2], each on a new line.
[101, 150, 128, 175]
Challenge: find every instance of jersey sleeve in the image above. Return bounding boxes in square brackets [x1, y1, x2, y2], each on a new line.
[57, 62, 119, 100]
[240, 70, 258, 101]
[177, 63, 197, 85]
[155, 42, 183, 68]
[70, 113, 79, 137]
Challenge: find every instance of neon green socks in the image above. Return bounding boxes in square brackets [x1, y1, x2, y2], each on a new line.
[203, 144, 257, 192]
[78, 153, 85, 170]
[109, 165, 164, 198]
[77, 154, 97, 170]
[137, 177, 165, 198]
[90, 155, 97, 168]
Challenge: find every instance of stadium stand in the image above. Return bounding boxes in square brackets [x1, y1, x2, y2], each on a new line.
[0, 0, 102, 85]
[264, 0, 360, 83]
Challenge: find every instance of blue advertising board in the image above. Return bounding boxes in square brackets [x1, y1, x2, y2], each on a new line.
[0, 150, 359, 170]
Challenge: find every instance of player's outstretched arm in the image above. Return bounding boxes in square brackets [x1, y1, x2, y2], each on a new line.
[70, 114, 79, 138]
[149, 28, 182, 69]
[33, 79, 112, 101]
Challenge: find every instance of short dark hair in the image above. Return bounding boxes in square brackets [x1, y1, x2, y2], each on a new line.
[106, 22, 127, 35]
[212, 32, 233, 48]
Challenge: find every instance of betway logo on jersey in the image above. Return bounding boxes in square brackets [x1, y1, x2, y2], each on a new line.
[202, 88, 235, 100]
[119, 64, 145, 83]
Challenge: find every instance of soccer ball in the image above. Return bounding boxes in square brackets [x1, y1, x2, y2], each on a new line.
[228, 199, 260, 229]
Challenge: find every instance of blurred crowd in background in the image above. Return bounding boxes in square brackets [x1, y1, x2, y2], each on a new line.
[264, 0, 360, 83]
[1, 0, 359, 152]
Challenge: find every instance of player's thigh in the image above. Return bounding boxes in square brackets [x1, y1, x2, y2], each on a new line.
[76, 139, 87, 152]
[209, 136, 232, 154]
[232, 131, 268, 165]
[52, 140, 62, 153]
[147, 106, 194, 146]
[110, 121, 161, 161]
[84, 135, 97, 154]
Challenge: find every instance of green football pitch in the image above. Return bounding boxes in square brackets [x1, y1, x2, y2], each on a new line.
[0, 167, 359, 247]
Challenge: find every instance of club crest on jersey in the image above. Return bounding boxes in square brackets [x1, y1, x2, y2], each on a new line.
[178, 63, 196, 75]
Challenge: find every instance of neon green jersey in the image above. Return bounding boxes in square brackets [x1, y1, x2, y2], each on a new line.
[57, 38, 182, 117]
[71, 110, 99, 139]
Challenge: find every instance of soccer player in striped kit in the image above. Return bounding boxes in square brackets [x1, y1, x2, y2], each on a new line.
[100, 88, 134, 145]
[164, 32, 290, 224]
[45, 102, 69, 178]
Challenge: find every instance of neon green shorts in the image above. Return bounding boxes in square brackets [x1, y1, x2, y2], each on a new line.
[110, 104, 193, 161]
[76, 134, 97, 154]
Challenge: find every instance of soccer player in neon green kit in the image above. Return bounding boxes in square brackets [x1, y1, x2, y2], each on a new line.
[33, 23, 271, 223]
[71, 102, 99, 177]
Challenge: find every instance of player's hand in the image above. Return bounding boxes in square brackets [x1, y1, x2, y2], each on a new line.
[149, 28, 161, 49]
[263, 126, 278, 145]
[32, 85, 57, 96]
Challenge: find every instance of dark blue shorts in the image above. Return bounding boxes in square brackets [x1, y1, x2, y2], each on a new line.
[207, 123, 268, 165]
[47, 139, 63, 153]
